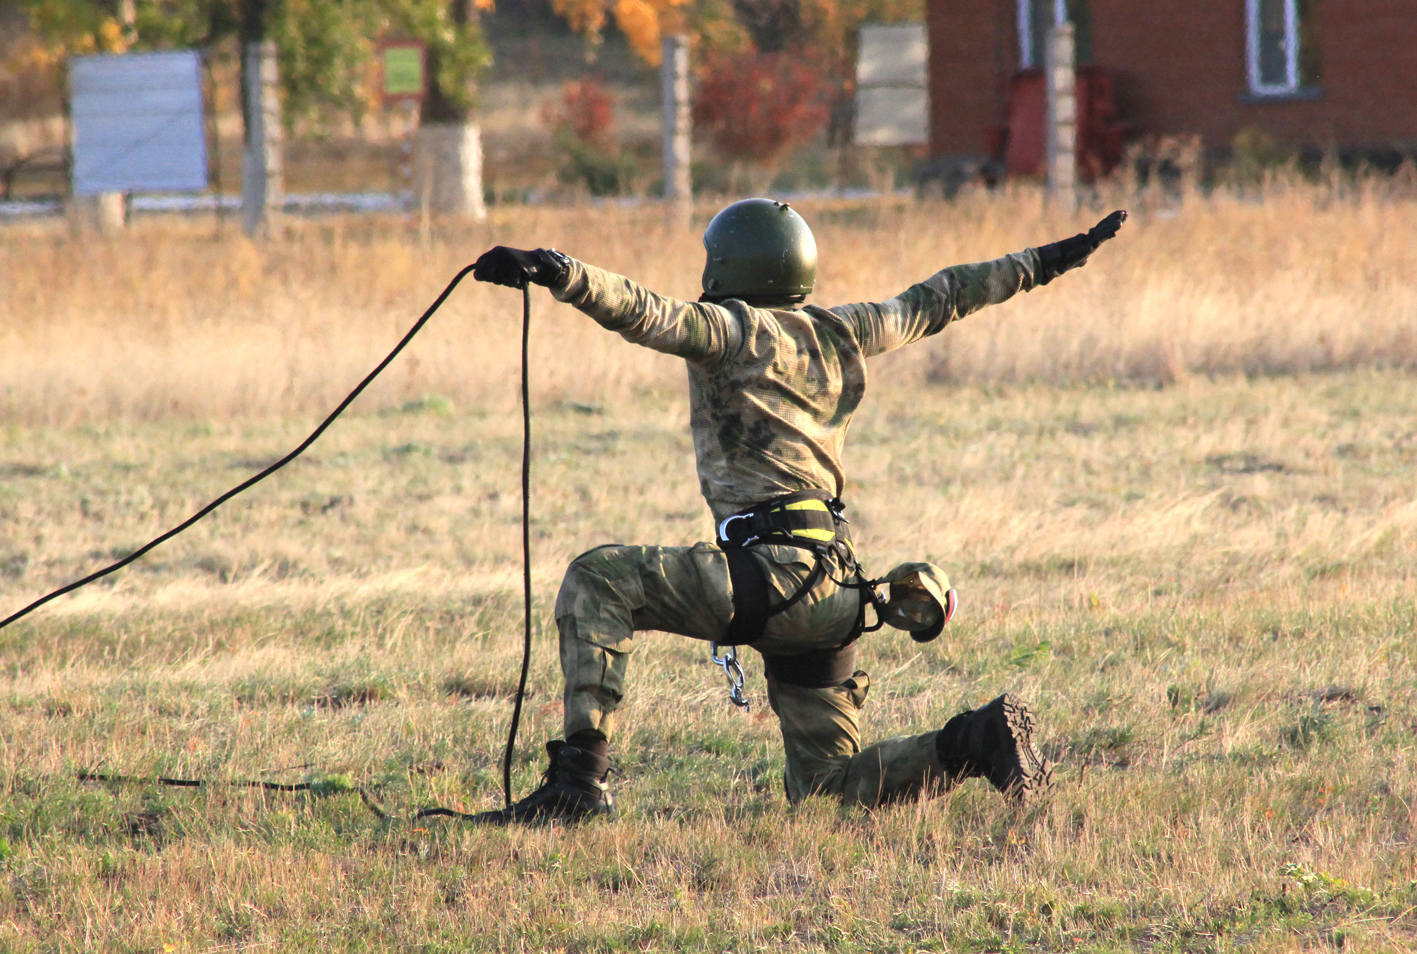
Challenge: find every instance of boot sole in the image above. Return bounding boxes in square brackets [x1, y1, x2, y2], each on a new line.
[466, 801, 615, 827]
[993, 693, 1054, 800]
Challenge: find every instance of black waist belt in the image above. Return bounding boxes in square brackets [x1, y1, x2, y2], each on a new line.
[763, 644, 858, 689]
[716, 490, 843, 550]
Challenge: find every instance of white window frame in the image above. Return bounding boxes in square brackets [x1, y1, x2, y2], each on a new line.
[1246, 0, 1301, 95]
[1018, 0, 1068, 69]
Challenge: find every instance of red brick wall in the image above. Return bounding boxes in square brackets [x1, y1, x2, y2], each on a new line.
[927, 0, 1417, 157]
[1318, 0, 1417, 148]
[1089, 0, 1245, 145]
[927, 0, 1017, 156]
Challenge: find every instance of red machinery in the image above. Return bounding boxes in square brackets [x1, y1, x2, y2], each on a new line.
[989, 66, 1128, 181]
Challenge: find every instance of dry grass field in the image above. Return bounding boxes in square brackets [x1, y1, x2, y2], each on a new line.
[1, 183, 1416, 952]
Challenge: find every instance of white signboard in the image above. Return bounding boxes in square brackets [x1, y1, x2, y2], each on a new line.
[71, 51, 208, 195]
[855, 24, 928, 146]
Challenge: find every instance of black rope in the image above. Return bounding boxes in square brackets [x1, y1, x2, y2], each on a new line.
[414, 806, 481, 821]
[412, 283, 533, 824]
[0, 264, 479, 632]
[3, 264, 539, 824]
[504, 282, 534, 813]
[76, 771, 390, 820]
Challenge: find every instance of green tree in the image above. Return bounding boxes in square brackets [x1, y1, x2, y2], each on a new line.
[381, 0, 490, 123]
[16, 0, 490, 128]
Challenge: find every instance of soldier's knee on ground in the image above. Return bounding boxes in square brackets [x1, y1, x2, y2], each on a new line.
[768, 671, 870, 804]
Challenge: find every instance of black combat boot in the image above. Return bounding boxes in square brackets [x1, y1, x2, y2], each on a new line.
[469, 740, 615, 826]
[935, 693, 1053, 800]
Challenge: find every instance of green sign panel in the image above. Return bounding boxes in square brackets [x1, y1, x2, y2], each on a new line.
[383, 46, 425, 98]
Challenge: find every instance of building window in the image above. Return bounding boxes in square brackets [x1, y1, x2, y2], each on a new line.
[1018, 0, 1092, 69]
[1247, 0, 1321, 95]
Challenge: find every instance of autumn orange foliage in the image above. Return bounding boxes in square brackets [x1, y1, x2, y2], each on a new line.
[547, 0, 923, 168]
[550, 0, 922, 67]
[551, 0, 688, 64]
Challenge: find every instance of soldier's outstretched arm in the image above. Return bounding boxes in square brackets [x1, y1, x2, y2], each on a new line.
[472, 246, 736, 364]
[832, 211, 1127, 358]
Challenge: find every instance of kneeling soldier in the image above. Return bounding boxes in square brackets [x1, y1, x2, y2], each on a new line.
[470, 199, 1126, 823]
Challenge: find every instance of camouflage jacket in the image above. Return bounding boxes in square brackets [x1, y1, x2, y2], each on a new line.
[550, 250, 1044, 520]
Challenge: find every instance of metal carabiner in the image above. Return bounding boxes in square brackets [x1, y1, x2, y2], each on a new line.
[710, 642, 750, 711]
[717, 513, 750, 544]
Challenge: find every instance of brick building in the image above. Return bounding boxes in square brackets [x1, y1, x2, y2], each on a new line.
[926, 0, 1417, 173]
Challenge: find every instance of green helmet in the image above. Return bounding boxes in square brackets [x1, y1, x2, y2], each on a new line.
[701, 198, 817, 300]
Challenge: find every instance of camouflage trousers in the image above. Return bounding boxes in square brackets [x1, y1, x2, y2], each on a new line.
[555, 541, 951, 807]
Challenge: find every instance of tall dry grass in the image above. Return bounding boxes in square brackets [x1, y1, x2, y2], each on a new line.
[1, 372, 1415, 952]
[3, 179, 1416, 426]
[2, 186, 1417, 952]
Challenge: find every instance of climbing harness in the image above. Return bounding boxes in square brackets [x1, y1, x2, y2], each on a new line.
[710, 489, 890, 705]
[0, 269, 540, 819]
[715, 491, 867, 647]
[707, 488, 960, 705]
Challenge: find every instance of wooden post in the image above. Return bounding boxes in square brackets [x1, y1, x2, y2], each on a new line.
[241, 39, 282, 237]
[661, 35, 691, 227]
[1045, 22, 1076, 204]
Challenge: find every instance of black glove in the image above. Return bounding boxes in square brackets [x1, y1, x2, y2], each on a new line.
[472, 246, 569, 289]
[1035, 210, 1127, 285]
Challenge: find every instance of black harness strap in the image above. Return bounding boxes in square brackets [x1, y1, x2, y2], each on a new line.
[762, 643, 858, 689]
[769, 555, 826, 619]
[723, 546, 772, 645]
[721, 547, 828, 647]
[721, 549, 829, 647]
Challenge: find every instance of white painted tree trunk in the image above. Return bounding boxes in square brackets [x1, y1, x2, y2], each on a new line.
[1046, 22, 1077, 203]
[241, 40, 283, 237]
[69, 192, 126, 236]
[661, 35, 692, 227]
[96, 192, 125, 233]
[98, 0, 136, 231]
[415, 122, 487, 220]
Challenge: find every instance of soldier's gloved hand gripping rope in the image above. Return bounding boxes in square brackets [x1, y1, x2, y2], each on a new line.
[0, 259, 544, 817]
[474, 246, 569, 289]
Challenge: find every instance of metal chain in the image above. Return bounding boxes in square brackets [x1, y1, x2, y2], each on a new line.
[710, 643, 750, 711]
